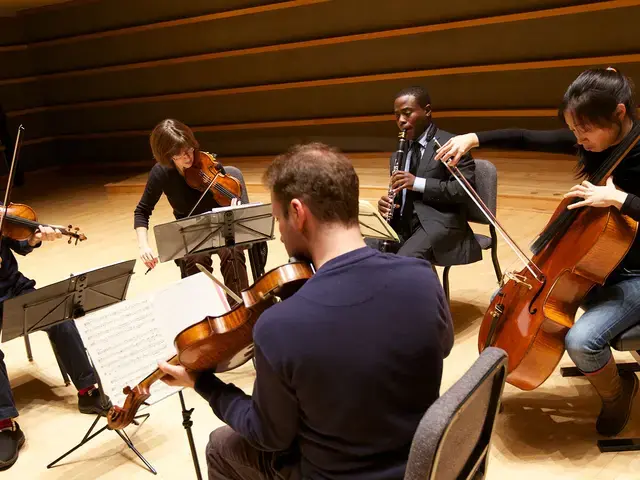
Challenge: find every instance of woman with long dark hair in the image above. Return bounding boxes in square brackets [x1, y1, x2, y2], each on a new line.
[435, 67, 640, 436]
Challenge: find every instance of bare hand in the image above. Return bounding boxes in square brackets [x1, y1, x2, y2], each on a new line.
[391, 171, 416, 193]
[158, 361, 198, 389]
[565, 177, 627, 210]
[139, 245, 158, 270]
[378, 195, 398, 217]
[433, 133, 479, 167]
[28, 225, 62, 246]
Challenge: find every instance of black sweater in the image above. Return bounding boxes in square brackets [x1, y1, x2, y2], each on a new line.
[195, 247, 454, 479]
[0, 238, 39, 314]
[133, 163, 221, 229]
[477, 128, 640, 271]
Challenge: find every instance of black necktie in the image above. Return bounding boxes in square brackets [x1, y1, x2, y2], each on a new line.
[409, 141, 421, 175]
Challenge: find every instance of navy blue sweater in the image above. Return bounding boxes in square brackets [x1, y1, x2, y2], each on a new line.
[195, 246, 454, 479]
[0, 237, 38, 315]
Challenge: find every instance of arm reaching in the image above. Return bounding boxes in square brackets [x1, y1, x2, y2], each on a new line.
[136, 227, 158, 270]
[435, 129, 577, 166]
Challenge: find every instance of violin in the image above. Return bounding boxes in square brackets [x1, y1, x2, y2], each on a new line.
[1, 202, 86, 244]
[106, 260, 314, 430]
[183, 151, 242, 207]
[0, 125, 86, 246]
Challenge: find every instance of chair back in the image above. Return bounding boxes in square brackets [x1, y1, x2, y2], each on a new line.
[404, 347, 507, 480]
[466, 159, 497, 225]
[224, 165, 250, 204]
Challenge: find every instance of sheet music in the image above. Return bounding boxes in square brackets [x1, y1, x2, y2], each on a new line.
[75, 272, 231, 408]
[209, 201, 264, 213]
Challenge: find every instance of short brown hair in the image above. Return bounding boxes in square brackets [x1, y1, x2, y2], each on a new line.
[150, 118, 200, 167]
[263, 142, 359, 226]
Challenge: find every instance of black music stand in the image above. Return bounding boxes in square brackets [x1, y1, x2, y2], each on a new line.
[153, 203, 274, 480]
[2, 259, 136, 350]
[1, 259, 156, 474]
[154, 202, 274, 282]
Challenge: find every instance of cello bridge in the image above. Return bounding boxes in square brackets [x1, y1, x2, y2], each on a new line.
[502, 271, 532, 290]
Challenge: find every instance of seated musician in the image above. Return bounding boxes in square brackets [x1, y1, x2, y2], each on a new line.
[375, 86, 481, 266]
[0, 227, 110, 470]
[158, 142, 454, 479]
[435, 67, 640, 437]
[133, 118, 249, 298]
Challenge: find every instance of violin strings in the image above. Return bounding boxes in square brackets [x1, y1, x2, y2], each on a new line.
[197, 171, 239, 199]
[1, 213, 72, 236]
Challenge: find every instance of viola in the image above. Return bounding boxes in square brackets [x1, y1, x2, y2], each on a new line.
[106, 261, 314, 430]
[435, 126, 640, 391]
[1, 202, 86, 244]
[183, 150, 242, 207]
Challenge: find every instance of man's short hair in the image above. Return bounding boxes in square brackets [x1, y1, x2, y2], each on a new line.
[395, 86, 431, 108]
[263, 143, 359, 227]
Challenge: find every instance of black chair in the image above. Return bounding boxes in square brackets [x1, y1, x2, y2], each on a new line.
[560, 323, 640, 453]
[404, 347, 508, 480]
[440, 159, 502, 303]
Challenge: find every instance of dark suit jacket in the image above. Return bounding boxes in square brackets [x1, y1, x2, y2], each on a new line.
[391, 125, 482, 266]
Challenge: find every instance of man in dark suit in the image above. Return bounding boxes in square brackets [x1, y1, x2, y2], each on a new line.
[377, 86, 481, 266]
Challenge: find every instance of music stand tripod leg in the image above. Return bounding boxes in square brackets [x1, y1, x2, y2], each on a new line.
[23, 309, 33, 361]
[179, 390, 203, 480]
[48, 351, 157, 474]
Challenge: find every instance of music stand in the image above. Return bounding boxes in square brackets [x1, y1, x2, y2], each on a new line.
[358, 200, 399, 243]
[154, 203, 274, 263]
[0, 259, 155, 474]
[2, 259, 136, 354]
[153, 203, 273, 480]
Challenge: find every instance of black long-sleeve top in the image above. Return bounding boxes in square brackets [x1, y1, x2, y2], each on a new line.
[195, 247, 454, 479]
[133, 163, 222, 229]
[477, 128, 640, 271]
[0, 237, 39, 313]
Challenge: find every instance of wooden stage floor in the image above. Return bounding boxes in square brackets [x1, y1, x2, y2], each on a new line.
[2, 161, 639, 480]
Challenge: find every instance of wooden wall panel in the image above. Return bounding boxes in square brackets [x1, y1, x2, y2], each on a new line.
[4, 5, 638, 110]
[11, 63, 640, 140]
[0, 15, 26, 45]
[50, 116, 565, 166]
[19, 0, 279, 41]
[0, 0, 637, 169]
[12, 0, 600, 74]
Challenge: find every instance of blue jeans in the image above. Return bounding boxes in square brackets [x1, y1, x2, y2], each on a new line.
[0, 285, 97, 420]
[565, 274, 640, 373]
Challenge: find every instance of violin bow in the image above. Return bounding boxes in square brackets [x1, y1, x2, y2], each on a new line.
[433, 137, 542, 282]
[195, 263, 243, 305]
[0, 125, 25, 254]
[187, 151, 232, 218]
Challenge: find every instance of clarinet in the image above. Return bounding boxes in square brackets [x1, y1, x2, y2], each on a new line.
[381, 129, 408, 252]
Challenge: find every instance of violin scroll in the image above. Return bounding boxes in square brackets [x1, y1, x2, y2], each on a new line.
[62, 224, 87, 245]
[106, 385, 151, 430]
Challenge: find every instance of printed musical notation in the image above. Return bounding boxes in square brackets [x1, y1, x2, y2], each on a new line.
[75, 297, 179, 408]
[74, 272, 230, 408]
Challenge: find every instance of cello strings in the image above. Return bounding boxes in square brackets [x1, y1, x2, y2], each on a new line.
[531, 122, 640, 254]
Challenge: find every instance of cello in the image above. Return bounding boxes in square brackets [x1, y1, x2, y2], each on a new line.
[107, 260, 314, 429]
[434, 124, 640, 390]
